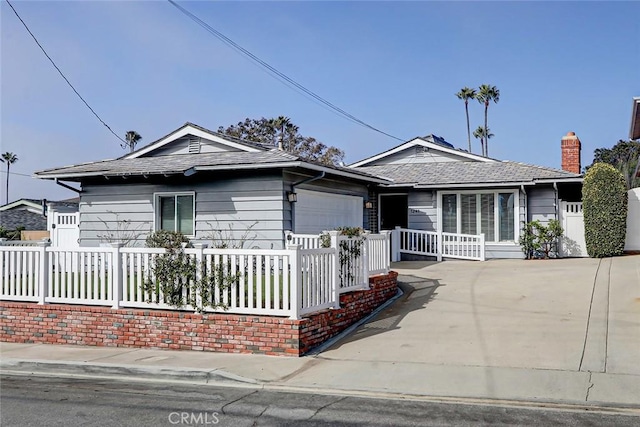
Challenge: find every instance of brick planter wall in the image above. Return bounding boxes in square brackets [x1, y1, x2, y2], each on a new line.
[0, 272, 397, 357]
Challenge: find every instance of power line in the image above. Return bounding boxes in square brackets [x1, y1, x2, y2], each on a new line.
[4, 0, 127, 147]
[0, 170, 33, 178]
[167, 0, 404, 142]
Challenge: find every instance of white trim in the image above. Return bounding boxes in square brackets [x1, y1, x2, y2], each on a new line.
[414, 181, 533, 189]
[436, 189, 520, 243]
[0, 199, 42, 212]
[349, 137, 495, 167]
[153, 191, 196, 237]
[124, 124, 261, 159]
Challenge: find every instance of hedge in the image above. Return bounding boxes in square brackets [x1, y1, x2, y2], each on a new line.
[582, 163, 628, 258]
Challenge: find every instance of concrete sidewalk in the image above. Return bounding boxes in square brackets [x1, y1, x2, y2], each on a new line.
[2, 256, 640, 410]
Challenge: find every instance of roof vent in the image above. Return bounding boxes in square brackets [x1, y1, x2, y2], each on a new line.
[188, 136, 201, 154]
[415, 146, 428, 157]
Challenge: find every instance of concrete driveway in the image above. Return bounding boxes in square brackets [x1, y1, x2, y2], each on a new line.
[321, 256, 640, 376]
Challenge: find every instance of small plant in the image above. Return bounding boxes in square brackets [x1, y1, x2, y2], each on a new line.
[143, 230, 238, 313]
[519, 220, 564, 259]
[204, 220, 259, 249]
[320, 226, 366, 286]
[0, 225, 24, 241]
[97, 212, 149, 247]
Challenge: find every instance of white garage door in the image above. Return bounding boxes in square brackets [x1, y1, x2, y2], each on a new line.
[294, 189, 363, 234]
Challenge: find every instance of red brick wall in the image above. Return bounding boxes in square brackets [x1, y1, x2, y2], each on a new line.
[561, 132, 581, 174]
[0, 272, 397, 357]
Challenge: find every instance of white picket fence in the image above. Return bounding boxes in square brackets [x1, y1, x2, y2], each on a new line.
[391, 227, 485, 261]
[0, 237, 392, 319]
[285, 230, 391, 290]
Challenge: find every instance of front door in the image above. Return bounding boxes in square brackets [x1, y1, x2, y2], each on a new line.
[379, 194, 408, 230]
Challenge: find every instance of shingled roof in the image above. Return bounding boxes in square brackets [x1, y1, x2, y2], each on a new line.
[356, 160, 581, 187]
[34, 150, 389, 183]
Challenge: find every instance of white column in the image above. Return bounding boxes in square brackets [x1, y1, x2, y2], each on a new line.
[37, 240, 51, 305]
[110, 242, 123, 309]
[287, 244, 302, 319]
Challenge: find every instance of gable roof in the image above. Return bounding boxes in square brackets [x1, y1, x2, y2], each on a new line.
[35, 150, 391, 184]
[349, 136, 494, 167]
[0, 199, 43, 212]
[123, 122, 266, 159]
[357, 161, 582, 188]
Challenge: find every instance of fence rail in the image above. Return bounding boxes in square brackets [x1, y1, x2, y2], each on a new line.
[392, 227, 485, 261]
[0, 237, 390, 318]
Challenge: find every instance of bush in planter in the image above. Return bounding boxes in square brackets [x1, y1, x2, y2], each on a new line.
[582, 163, 628, 258]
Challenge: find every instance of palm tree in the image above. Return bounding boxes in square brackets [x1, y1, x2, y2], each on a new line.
[473, 126, 494, 157]
[1, 152, 18, 205]
[124, 131, 142, 153]
[455, 87, 477, 153]
[476, 84, 500, 157]
[270, 116, 297, 151]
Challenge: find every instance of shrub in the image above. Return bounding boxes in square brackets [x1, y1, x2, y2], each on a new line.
[582, 163, 628, 258]
[518, 219, 563, 259]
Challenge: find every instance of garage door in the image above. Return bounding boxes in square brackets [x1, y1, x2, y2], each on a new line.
[294, 189, 363, 234]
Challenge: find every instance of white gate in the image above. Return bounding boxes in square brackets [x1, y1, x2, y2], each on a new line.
[559, 202, 587, 257]
[625, 188, 640, 251]
[49, 212, 80, 248]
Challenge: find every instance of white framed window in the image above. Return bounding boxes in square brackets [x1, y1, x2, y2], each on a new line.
[438, 190, 519, 243]
[154, 192, 195, 236]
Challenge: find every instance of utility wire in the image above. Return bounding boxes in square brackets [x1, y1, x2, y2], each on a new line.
[0, 170, 34, 178]
[167, 0, 404, 142]
[5, 0, 127, 147]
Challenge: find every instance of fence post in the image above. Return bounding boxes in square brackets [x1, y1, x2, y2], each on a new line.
[391, 226, 401, 262]
[37, 240, 51, 305]
[480, 233, 486, 261]
[381, 230, 391, 274]
[287, 244, 301, 319]
[436, 230, 443, 262]
[328, 231, 341, 293]
[110, 242, 123, 309]
[362, 231, 370, 290]
[193, 243, 207, 310]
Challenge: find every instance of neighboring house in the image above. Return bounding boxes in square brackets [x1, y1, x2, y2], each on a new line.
[350, 133, 584, 258]
[0, 198, 78, 241]
[35, 123, 388, 248]
[0, 199, 48, 231]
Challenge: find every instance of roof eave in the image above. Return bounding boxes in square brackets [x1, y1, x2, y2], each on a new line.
[631, 97, 640, 140]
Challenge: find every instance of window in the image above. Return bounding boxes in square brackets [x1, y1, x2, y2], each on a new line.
[155, 193, 194, 236]
[439, 191, 517, 242]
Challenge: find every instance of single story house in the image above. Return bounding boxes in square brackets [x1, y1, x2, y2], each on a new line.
[35, 123, 585, 258]
[35, 123, 388, 248]
[349, 133, 584, 258]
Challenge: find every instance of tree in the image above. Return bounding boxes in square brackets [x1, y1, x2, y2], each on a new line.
[218, 117, 345, 165]
[1, 152, 18, 205]
[123, 131, 142, 153]
[473, 126, 493, 159]
[589, 139, 640, 189]
[476, 84, 500, 157]
[455, 87, 477, 153]
[582, 163, 628, 258]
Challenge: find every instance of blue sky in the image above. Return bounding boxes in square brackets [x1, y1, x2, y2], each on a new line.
[1, 1, 638, 201]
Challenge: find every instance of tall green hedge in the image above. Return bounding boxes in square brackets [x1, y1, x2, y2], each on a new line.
[582, 163, 628, 257]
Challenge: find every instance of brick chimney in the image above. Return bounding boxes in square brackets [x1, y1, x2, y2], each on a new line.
[561, 132, 581, 174]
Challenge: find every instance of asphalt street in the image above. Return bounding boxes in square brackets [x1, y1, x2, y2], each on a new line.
[1, 374, 639, 427]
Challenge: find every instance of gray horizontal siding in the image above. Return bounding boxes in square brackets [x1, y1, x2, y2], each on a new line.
[408, 191, 436, 231]
[485, 244, 524, 259]
[149, 136, 240, 156]
[527, 187, 556, 224]
[79, 176, 285, 249]
[369, 149, 471, 165]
